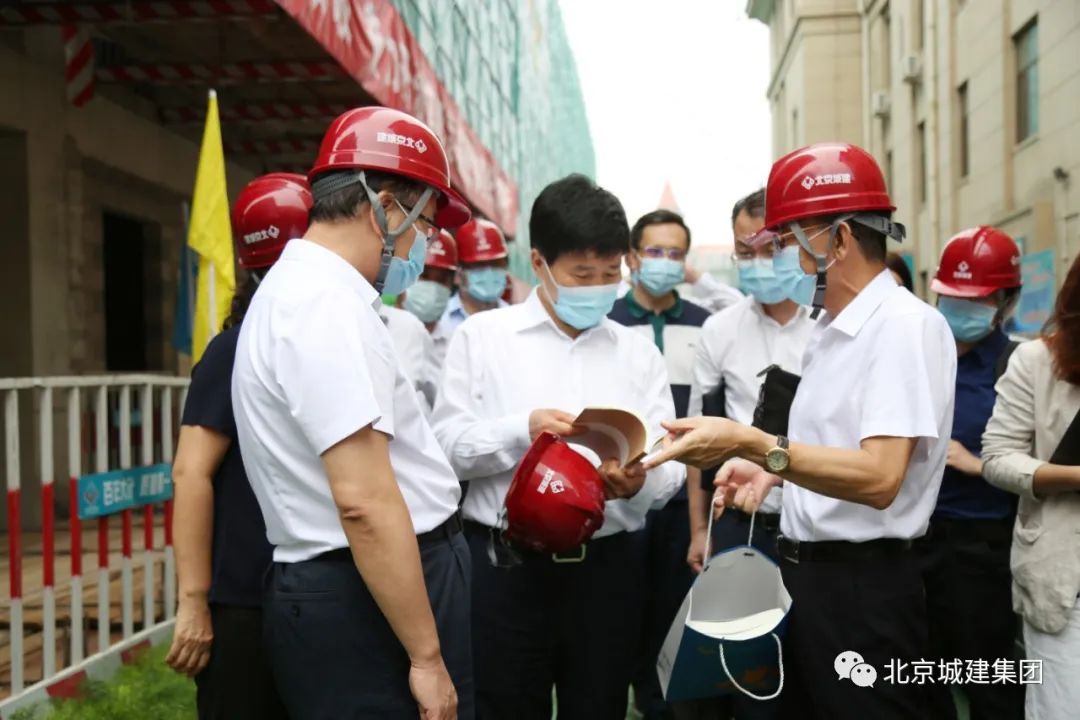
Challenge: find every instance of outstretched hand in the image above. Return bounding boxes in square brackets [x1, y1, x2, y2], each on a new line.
[641, 416, 750, 470]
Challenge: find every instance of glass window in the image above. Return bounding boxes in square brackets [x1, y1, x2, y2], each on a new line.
[1015, 18, 1039, 142]
[958, 82, 970, 177]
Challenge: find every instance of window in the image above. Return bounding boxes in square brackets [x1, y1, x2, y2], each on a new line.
[1014, 18, 1039, 142]
[958, 82, 970, 177]
[917, 121, 927, 204]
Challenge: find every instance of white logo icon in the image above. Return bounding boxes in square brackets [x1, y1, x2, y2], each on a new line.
[415, 139, 428, 153]
[267, 224, 280, 239]
[801, 173, 854, 190]
[953, 260, 973, 280]
[537, 469, 555, 494]
[375, 131, 428, 153]
[836, 650, 876, 688]
[549, 479, 565, 494]
[801, 176, 815, 190]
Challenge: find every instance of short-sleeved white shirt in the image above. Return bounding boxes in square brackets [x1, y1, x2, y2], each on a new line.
[232, 240, 461, 562]
[781, 270, 957, 542]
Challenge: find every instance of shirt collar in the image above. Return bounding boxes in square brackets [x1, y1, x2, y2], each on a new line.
[279, 239, 380, 309]
[624, 288, 684, 320]
[511, 288, 618, 340]
[747, 297, 812, 328]
[445, 293, 466, 319]
[828, 269, 898, 337]
[966, 327, 1011, 368]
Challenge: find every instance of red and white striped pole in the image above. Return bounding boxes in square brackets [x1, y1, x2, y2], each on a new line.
[39, 387, 57, 679]
[163, 389, 178, 619]
[118, 385, 133, 640]
[140, 384, 155, 629]
[61, 24, 94, 107]
[67, 387, 84, 665]
[94, 386, 108, 655]
[6, 390, 23, 693]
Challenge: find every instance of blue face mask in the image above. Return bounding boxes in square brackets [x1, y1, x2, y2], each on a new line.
[464, 267, 508, 303]
[636, 258, 685, 296]
[771, 244, 818, 306]
[938, 296, 997, 342]
[403, 279, 451, 323]
[382, 226, 427, 297]
[737, 258, 787, 305]
[542, 261, 619, 330]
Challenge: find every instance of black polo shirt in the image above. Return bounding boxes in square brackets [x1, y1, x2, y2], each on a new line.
[181, 325, 272, 607]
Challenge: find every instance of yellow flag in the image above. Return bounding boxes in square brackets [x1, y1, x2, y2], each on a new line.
[187, 89, 235, 363]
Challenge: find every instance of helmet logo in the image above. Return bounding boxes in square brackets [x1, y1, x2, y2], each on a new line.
[242, 226, 279, 245]
[1010, 254, 1020, 266]
[802, 172, 854, 190]
[537, 468, 556, 494]
[376, 131, 428, 153]
[431, 242, 446, 256]
[953, 260, 973, 280]
[477, 237, 491, 251]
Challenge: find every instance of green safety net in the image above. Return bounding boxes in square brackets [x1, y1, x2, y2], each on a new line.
[391, 0, 596, 283]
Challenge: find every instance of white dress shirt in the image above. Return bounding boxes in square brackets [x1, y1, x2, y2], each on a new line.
[781, 270, 956, 542]
[688, 273, 745, 314]
[380, 304, 437, 413]
[688, 296, 816, 513]
[232, 240, 460, 562]
[428, 292, 508, 398]
[431, 289, 685, 537]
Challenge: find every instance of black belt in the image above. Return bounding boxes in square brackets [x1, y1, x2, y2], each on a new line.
[777, 535, 914, 564]
[463, 520, 631, 564]
[728, 510, 781, 533]
[315, 512, 462, 563]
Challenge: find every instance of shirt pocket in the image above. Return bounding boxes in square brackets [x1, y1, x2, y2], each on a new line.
[1014, 499, 1044, 546]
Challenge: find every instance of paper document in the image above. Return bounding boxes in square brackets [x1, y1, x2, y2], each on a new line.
[571, 407, 661, 467]
[686, 608, 786, 641]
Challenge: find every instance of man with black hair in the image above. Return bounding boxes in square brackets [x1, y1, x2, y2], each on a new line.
[432, 173, 685, 719]
[607, 208, 709, 720]
[646, 143, 956, 719]
[231, 108, 472, 719]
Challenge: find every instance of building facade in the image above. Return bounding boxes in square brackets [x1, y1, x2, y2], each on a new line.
[747, 0, 1079, 306]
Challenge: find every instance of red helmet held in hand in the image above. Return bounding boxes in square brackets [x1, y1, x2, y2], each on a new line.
[931, 226, 1022, 298]
[455, 218, 508, 264]
[308, 106, 470, 229]
[504, 432, 605, 553]
[232, 173, 312, 270]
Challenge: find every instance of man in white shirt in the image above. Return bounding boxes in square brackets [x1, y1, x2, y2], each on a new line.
[380, 303, 438, 413]
[646, 143, 956, 720]
[432, 174, 684, 719]
[231, 107, 473, 720]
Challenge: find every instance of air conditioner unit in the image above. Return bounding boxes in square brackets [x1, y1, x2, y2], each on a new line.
[902, 53, 923, 84]
[872, 91, 891, 117]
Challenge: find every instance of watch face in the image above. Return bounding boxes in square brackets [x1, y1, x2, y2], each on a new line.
[766, 448, 788, 473]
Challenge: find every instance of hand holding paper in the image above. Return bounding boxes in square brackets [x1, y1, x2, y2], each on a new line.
[599, 458, 647, 500]
[528, 408, 586, 441]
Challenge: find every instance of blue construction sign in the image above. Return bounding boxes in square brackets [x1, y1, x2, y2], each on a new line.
[77, 464, 174, 519]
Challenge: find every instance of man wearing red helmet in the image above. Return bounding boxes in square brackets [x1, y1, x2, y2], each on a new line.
[231, 107, 473, 720]
[429, 219, 511, 371]
[403, 230, 459, 332]
[916, 227, 1025, 720]
[432, 174, 684, 719]
[167, 173, 310, 719]
[646, 143, 957, 719]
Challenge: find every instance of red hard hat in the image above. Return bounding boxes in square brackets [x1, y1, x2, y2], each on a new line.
[765, 142, 895, 230]
[505, 432, 605, 553]
[930, 226, 1022, 297]
[427, 230, 458, 271]
[232, 173, 312, 270]
[308, 106, 470, 229]
[455, 218, 508, 264]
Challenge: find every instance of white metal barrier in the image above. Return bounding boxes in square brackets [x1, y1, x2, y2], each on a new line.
[0, 375, 189, 701]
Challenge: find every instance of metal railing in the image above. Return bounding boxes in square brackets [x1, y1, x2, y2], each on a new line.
[0, 375, 189, 700]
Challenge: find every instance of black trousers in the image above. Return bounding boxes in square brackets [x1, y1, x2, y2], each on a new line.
[466, 522, 647, 720]
[669, 512, 783, 720]
[634, 499, 697, 720]
[194, 604, 287, 720]
[916, 516, 1024, 720]
[264, 533, 474, 720]
[778, 548, 929, 720]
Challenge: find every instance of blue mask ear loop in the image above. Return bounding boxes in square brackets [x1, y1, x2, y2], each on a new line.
[355, 171, 434, 293]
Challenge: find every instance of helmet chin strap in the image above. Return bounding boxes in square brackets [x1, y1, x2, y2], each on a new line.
[311, 170, 434, 293]
[789, 221, 837, 320]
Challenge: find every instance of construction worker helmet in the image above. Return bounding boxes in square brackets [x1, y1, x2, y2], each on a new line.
[504, 432, 605, 554]
[455, 218, 508, 264]
[232, 172, 312, 270]
[931, 226, 1022, 298]
[308, 106, 470, 229]
[426, 230, 459, 271]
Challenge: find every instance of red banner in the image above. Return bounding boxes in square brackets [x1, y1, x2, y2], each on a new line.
[274, 0, 519, 234]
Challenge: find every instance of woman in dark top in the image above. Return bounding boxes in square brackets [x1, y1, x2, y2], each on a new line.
[166, 173, 311, 720]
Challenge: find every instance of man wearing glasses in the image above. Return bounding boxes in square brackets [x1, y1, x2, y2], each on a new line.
[644, 143, 956, 719]
[608, 209, 712, 720]
[232, 107, 473, 719]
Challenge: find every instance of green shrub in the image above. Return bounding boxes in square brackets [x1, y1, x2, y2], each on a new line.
[12, 642, 195, 720]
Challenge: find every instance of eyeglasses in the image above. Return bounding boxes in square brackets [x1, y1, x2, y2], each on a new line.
[732, 239, 776, 262]
[638, 246, 687, 261]
[395, 199, 439, 238]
